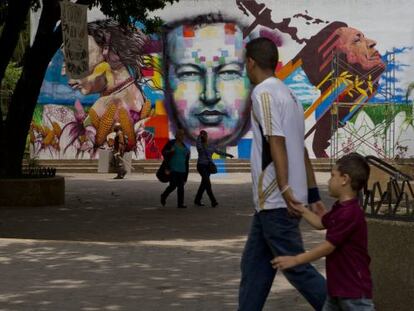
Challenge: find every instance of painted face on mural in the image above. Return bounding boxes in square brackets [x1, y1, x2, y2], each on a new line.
[67, 35, 107, 94]
[335, 27, 385, 70]
[167, 23, 250, 145]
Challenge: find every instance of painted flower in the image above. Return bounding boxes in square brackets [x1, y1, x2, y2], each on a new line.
[59, 100, 96, 159]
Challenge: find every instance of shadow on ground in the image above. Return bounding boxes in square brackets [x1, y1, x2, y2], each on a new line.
[0, 174, 331, 310]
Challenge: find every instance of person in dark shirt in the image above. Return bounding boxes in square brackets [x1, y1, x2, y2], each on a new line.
[272, 153, 374, 310]
[160, 129, 190, 208]
[194, 130, 233, 207]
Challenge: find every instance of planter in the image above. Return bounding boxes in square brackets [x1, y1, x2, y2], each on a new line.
[0, 176, 64, 207]
[367, 218, 414, 311]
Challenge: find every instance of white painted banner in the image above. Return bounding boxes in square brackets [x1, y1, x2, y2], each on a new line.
[60, 1, 89, 79]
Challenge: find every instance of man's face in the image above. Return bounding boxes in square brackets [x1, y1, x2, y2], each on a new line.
[167, 23, 250, 144]
[335, 27, 385, 70]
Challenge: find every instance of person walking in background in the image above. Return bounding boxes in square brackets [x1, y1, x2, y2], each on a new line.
[160, 129, 190, 208]
[273, 153, 374, 311]
[194, 130, 233, 207]
[112, 123, 127, 179]
[238, 37, 326, 311]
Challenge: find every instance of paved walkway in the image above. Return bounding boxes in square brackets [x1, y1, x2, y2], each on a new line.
[0, 172, 333, 311]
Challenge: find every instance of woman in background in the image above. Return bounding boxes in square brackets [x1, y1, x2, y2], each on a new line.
[160, 129, 190, 208]
[194, 130, 233, 207]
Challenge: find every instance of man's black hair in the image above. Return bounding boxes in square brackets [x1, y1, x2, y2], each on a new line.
[336, 153, 370, 192]
[245, 37, 279, 71]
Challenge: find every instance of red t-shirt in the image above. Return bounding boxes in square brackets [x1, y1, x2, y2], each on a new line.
[321, 198, 373, 298]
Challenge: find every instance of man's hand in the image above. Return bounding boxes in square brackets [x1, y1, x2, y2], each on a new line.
[310, 200, 327, 217]
[282, 187, 303, 217]
[271, 256, 299, 270]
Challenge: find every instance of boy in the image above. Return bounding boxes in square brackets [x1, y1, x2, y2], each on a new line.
[272, 153, 375, 310]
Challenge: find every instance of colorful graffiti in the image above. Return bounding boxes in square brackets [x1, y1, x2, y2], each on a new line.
[30, 0, 414, 159]
[164, 17, 251, 146]
[32, 20, 161, 159]
[277, 22, 385, 157]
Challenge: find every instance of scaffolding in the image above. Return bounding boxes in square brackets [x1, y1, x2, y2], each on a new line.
[330, 51, 397, 162]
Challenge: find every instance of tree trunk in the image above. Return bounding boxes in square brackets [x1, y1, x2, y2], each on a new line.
[0, 0, 62, 177]
[0, 0, 32, 174]
[0, 0, 31, 92]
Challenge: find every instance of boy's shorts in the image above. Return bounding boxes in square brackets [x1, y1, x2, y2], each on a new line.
[323, 295, 375, 311]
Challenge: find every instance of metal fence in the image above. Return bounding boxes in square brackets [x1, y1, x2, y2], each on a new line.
[363, 156, 414, 221]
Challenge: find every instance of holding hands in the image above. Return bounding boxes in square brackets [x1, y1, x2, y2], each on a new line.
[271, 256, 298, 270]
[281, 185, 305, 217]
[309, 200, 327, 217]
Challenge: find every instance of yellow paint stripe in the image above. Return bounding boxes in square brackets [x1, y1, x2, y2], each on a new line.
[304, 89, 331, 119]
[316, 71, 333, 90]
[349, 95, 365, 112]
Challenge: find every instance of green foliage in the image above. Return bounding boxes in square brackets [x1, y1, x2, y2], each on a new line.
[32, 105, 43, 125]
[1, 61, 22, 92]
[351, 104, 413, 125]
[84, 0, 178, 33]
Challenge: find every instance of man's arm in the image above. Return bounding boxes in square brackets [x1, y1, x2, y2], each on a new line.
[304, 148, 316, 188]
[269, 136, 301, 212]
[271, 241, 335, 270]
[213, 147, 234, 158]
[269, 136, 289, 188]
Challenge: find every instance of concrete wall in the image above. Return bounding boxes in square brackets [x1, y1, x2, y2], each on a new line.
[368, 219, 414, 311]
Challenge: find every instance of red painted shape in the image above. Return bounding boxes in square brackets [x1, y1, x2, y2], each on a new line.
[145, 115, 169, 138]
[183, 25, 195, 37]
[225, 23, 236, 35]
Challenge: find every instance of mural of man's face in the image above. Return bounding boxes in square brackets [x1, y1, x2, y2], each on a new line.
[167, 23, 250, 145]
[335, 27, 385, 70]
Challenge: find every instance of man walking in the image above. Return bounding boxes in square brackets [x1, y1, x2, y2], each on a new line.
[238, 37, 326, 310]
[112, 123, 127, 179]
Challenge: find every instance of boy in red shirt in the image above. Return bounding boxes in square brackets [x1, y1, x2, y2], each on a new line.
[272, 153, 374, 310]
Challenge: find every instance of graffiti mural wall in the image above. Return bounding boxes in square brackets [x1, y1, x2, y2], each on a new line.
[31, 0, 414, 159]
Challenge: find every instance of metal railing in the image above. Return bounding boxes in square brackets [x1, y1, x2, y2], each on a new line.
[363, 155, 414, 220]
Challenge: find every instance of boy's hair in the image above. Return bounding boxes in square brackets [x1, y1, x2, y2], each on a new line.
[245, 37, 279, 71]
[336, 153, 370, 192]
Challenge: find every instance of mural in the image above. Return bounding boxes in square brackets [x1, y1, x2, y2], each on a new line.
[32, 20, 161, 159]
[30, 0, 414, 159]
[164, 17, 251, 146]
[277, 21, 385, 157]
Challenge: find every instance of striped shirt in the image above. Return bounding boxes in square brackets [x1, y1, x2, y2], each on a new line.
[250, 77, 307, 212]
